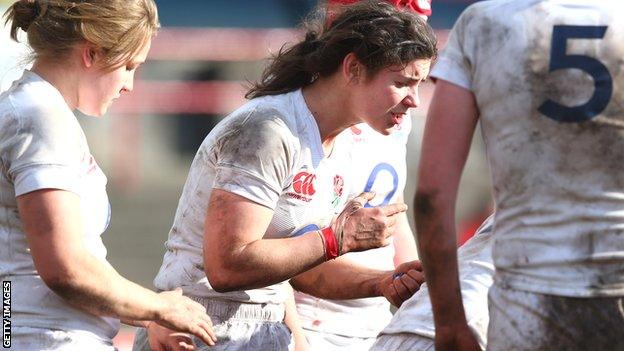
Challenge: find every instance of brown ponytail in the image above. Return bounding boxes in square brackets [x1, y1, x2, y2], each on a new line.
[246, 1, 437, 99]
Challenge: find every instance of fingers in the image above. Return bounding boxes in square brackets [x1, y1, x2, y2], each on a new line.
[396, 260, 423, 274]
[176, 340, 196, 351]
[384, 267, 425, 307]
[384, 214, 397, 229]
[380, 202, 408, 216]
[170, 334, 195, 351]
[351, 191, 376, 207]
[390, 276, 413, 304]
[384, 283, 401, 307]
[147, 323, 192, 351]
[190, 324, 216, 347]
[199, 320, 217, 346]
[405, 269, 426, 285]
[397, 270, 423, 294]
[184, 303, 216, 346]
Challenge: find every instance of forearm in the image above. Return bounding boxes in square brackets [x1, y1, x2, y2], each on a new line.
[414, 190, 466, 327]
[18, 190, 166, 323]
[393, 211, 418, 266]
[284, 284, 310, 351]
[48, 254, 164, 322]
[414, 80, 479, 329]
[205, 189, 405, 293]
[290, 257, 385, 299]
[206, 230, 326, 292]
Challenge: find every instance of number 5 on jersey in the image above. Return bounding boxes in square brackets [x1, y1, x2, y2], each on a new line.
[538, 25, 613, 123]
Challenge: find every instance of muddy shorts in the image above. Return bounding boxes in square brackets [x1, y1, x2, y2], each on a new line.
[9, 327, 115, 350]
[369, 333, 434, 351]
[488, 282, 624, 351]
[133, 298, 291, 351]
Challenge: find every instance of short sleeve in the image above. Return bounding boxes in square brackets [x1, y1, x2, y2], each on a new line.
[2, 99, 85, 197]
[430, 5, 477, 90]
[212, 108, 295, 209]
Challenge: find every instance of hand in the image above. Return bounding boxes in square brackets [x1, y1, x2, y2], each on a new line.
[435, 324, 482, 351]
[332, 192, 408, 254]
[379, 260, 425, 307]
[155, 288, 217, 347]
[147, 322, 197, 351]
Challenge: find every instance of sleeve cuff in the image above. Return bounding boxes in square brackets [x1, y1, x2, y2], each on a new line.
[14, 164, 82, 197]
[430, 55, 473, 91]
[213, 166, 281, 210]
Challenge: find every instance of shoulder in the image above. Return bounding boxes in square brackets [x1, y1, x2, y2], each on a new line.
[218, 99, 297, 145]
[209, 94, 304, 164]
[452, 0, 523, 35]
[0, 72, 84, 168]
[3, 72, 78, 137]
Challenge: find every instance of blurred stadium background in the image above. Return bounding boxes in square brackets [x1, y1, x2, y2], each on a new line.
[0, 0, 487, 349]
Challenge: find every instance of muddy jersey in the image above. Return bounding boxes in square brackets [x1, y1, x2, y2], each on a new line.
[153, 90, 349, 304]
[294, 118, 410, 338]
[0, 71, 117, 339]
[431, 0, 624, 297]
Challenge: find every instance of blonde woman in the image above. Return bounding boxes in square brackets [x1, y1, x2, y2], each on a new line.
[0, 1, 215, 349]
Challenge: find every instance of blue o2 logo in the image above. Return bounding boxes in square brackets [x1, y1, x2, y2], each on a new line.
[538, 25, 613, 123]
[363, 163, 398, 207]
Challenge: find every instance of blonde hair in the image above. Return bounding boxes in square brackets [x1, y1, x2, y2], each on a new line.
[4, 0, 160, 69]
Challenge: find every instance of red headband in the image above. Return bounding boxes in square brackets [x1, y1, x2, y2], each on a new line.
[327, 0, 432, 18]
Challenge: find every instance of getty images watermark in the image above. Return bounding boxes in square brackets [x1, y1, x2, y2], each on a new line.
[2, 281, 10, 348]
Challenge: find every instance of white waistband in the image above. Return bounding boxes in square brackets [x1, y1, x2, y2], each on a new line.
[190, 296, 285, 323]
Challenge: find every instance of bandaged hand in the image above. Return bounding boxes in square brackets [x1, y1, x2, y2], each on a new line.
[318, 192, 407, 260]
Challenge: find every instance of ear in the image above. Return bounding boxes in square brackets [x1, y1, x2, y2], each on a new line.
[80, 43, 98, 68]
[341, 52, 363, 85]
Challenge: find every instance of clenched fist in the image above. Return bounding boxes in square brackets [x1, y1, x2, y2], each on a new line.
[379, 260, 425, 307]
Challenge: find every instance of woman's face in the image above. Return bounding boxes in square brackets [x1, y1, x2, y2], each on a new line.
[355, 58, 431, 135]
[78, 40, 151, 117]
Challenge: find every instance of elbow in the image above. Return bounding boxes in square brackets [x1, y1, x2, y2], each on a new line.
[40, 271, 82, 300]
[289, 273, 322, 298]
[289, 275, 307, 295]
[205, 264, 243, 293]
[207, 273, 236, 293]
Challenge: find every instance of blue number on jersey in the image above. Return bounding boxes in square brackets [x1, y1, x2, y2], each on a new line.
[292, 223, 320, 237]
[538, 25, 612, 123]
[363, 163, 398, 208]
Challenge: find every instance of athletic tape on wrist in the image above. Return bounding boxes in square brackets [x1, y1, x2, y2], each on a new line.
[320, 227, 339, 260]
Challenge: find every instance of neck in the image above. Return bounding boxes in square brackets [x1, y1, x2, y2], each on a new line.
[302, 77, 358, 155]
[31, 59, 80, 110]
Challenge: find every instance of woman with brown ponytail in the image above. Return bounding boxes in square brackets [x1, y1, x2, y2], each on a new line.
[136, 1, 437, 350]
[0, 1, 216, 349]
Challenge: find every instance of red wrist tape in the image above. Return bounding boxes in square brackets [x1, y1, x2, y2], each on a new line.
[320, 227, 339, 260]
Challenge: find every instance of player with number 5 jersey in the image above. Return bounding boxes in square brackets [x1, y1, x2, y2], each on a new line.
[415, 1, 624, 350]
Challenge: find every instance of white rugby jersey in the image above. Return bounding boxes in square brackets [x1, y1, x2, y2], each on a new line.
[379, 216, 495, 349]
[154, 90, 350, 304]
[432, 0, 624, 297]
[295, 117, 411, 338]
[0, 71, 118, 339]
